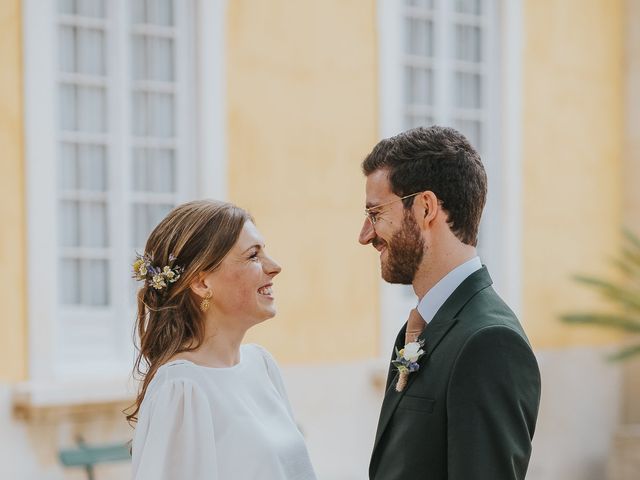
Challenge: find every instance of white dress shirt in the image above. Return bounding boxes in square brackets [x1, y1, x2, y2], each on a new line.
[417, 256, 483, 325]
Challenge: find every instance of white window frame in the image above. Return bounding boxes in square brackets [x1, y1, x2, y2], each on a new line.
[22, 0, 227, 399]
[376, 0, 523, 355]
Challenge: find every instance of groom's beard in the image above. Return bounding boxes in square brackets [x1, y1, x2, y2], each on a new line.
[380, 211, 425, 285]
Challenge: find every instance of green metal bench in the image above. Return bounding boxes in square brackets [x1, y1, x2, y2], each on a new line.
[59, 439, 131, 480]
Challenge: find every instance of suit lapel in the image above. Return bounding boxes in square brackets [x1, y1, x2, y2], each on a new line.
[383, 323, 407, 392]
[371, 267, 494, 458]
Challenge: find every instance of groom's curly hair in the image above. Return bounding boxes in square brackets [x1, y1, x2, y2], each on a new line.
[361, 126, 487, 247]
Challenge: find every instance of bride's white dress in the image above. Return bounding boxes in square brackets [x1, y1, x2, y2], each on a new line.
[132, 344, 317, 479]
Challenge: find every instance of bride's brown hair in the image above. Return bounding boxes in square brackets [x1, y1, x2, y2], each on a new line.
[125, 199, 252, 425]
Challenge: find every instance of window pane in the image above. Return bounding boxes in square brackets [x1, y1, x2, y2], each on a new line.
[149, 203, 173, 226]
[132, 0, 174, 25]
[60, 200, 80, 247]
[131, 0, 146, 24]
[78, 28, 106, 75]
[59, 26, 76, 72]
[455, 25, 482, 62]
[80, 201, 108, 247]
[132, 203, 173, 247]
[148, 149, 175, 192]
[132, 92, 147, 136]
[78, 145, 107, 191]
[454, 119, 482, 151]
[148, 93, 174, 137]
[131, 35, 146, 80]
[78, 86, 106, 132]
[77, 0, 105, 18]
[59, 143, 78, 190]
[60, 258, 81, 304]
[405, 0, 434, 8]
[60, 84, 77, 131]
[148, 37, 174, 81]
[133, 148, 175, 192]
[59, 0, 106, 17]
[58, 0, 75, 15]
[81, 259, 109, 305]
[132, 35, 175, 81]
[404, 17, 434, 56]
[404, 66, 433, 105]
[132, 148, 148, 191]
[146, 0, 174, 26]
[404, 114, 433, 131]
[58, 202, 108, 248]
[454, 72, 482, 108]
[454, 0, 482, 15]
[132, 203, 149, 247]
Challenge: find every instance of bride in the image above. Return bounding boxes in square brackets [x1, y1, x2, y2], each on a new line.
[127, 199, 317, 480]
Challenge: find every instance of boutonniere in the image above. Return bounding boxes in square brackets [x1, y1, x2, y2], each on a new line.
[392, 339, 425, 392]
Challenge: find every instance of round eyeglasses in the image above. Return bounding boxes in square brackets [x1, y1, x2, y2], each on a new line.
[364, 192, 422, 225]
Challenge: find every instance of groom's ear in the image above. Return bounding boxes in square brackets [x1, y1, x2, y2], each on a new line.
[415, 191, 439, 229]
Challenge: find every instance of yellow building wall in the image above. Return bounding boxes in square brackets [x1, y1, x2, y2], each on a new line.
[624, 0, 640, 229]
[0, 0, 27, 381]
[522, 0, 624, 348]
[226, 0, 380, 362]
[6, 0, 624, 368]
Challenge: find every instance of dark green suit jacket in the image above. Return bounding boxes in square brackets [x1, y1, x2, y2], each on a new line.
[369, 267, 541, 480]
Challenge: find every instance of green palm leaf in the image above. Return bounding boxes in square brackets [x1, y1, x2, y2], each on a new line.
[607, 344, 640, 361]
[572, 276, 640, 312]
[623, 228, 640, 250]
[562, 229, 640, 360]
[561, 313, 640, 332]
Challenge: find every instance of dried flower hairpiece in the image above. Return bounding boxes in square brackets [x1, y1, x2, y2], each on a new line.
[133, 252, 184, 291]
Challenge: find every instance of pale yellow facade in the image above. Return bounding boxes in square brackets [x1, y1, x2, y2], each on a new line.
[0, 0, 26, 382]
[625, 0, 640, 228]
[522, 0, 625, 349]
[227, 0, 380, 362]
[0, 0, 632, 375]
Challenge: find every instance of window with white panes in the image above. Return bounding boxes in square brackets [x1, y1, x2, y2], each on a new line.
[402, 0, 501, 260]
[26, 0, 201, 378]
[377, 0, 504, 355]
[402, 0, 496, 153]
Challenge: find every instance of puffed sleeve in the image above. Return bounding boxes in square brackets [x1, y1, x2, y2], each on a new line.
[132, 378, 217, 480]
[255, 345, 296, 419]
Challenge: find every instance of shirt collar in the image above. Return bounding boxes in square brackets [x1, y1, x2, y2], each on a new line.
[417, 256, 483, 325]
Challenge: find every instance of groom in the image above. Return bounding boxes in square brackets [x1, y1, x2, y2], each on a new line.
[359, 126, 541, 479]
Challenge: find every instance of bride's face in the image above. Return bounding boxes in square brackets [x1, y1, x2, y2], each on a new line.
[205, 221, 282, 327]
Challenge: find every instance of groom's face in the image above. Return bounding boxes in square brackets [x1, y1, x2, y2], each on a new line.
[359, 169, 425, 284]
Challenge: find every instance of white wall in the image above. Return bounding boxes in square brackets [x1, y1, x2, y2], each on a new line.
[528, 347, 623, 480]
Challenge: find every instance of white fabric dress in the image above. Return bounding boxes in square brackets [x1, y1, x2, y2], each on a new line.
[132, 344, 317, 480]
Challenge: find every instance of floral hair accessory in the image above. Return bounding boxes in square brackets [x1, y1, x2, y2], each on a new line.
[133, 252, 184, 291]
[392, 339, 425, 392]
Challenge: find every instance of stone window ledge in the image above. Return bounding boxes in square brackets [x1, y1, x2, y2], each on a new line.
[12, 379, 135, 423]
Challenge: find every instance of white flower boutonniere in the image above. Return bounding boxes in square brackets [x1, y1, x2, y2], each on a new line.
[392, 339, 425, 392]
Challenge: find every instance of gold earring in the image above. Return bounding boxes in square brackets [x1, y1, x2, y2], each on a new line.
[200, 291, 212, 312]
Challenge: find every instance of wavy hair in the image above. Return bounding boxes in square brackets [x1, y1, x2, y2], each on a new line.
[125, 199, 252, 425]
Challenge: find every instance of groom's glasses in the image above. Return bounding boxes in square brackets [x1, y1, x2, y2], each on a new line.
[364, 192, 423, 226]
